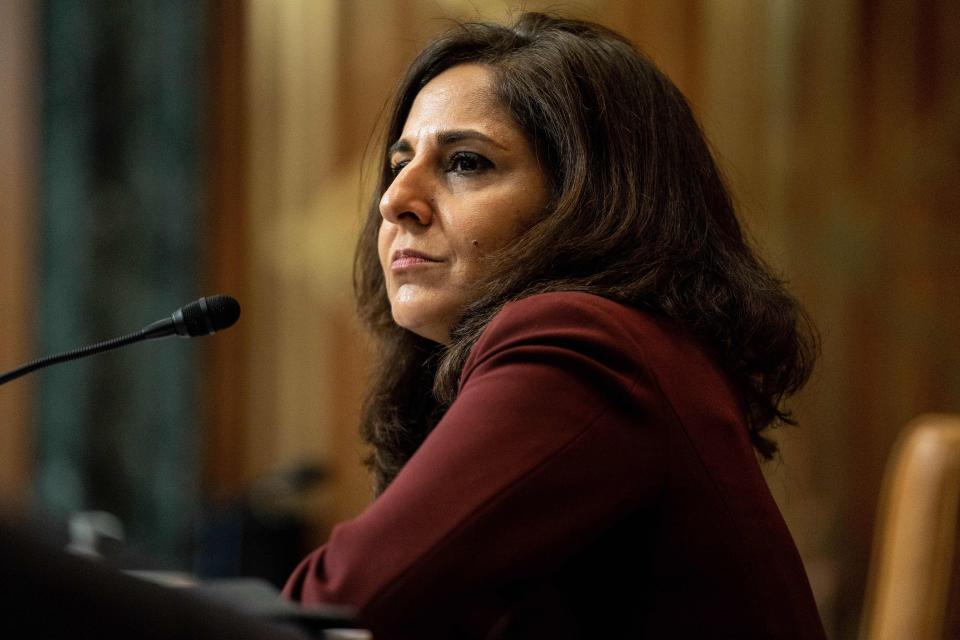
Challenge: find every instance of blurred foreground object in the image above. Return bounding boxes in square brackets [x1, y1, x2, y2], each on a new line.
[0, 515, 356, 638]
[861, 414, 960, 639]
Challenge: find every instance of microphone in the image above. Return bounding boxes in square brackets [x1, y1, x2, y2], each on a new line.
[0, 294, 240, 387]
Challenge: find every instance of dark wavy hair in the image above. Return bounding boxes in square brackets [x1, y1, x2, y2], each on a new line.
[354, 12, 818, 495]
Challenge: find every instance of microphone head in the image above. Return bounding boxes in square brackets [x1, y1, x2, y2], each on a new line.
[177, 295, 241, 337]
[204, 294, 241, 332]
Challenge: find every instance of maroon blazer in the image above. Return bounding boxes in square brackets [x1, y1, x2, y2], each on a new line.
[284, 292, 826, 639]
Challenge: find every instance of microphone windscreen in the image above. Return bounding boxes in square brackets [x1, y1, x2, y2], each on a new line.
[206, 295, 241, 332]
[180, 295, 241, 336]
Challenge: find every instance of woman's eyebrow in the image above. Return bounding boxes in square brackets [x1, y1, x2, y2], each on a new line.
[387, 129, 507, 158]
[387, 139, 413, 158]
[436, 129, 507, 150]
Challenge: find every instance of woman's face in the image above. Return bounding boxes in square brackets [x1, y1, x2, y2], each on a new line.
[378, 64, 550, 343]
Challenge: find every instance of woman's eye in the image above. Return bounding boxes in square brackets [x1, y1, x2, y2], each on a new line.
[449, 152, 491, 174]
[389, 160, 408, 177]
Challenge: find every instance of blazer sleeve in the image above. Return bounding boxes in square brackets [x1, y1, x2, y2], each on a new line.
[283, 293, 673, 636]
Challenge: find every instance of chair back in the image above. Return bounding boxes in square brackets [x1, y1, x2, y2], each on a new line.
[861, 414, 960, 640]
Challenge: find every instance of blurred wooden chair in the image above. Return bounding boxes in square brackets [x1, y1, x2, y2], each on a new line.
[861, 414, 960, 640]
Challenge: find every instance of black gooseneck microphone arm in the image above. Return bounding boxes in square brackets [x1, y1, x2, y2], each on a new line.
[0, 294, 240, 387]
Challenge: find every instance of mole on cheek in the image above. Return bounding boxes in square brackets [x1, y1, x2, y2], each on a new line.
[472, 239, 480, 248]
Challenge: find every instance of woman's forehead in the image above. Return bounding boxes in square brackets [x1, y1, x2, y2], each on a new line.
[396, 65, 517, 146]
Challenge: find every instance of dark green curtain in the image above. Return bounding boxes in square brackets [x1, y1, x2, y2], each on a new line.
[38, 0, 205, 567]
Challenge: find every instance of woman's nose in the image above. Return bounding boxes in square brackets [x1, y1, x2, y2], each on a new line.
[379, 162, 434, 227]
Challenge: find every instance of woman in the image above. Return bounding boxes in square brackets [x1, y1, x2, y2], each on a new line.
[285, 13, 825, 639]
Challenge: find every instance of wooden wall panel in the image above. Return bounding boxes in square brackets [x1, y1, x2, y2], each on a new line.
[203, 0, 252, 501]
[0, 0, 37, 505]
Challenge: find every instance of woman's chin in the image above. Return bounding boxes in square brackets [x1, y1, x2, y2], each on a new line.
[391, 311, 449, 345]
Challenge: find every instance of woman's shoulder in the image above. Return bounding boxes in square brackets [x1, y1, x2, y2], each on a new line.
[460, 292, 647, 383]
[477, 291, 686, 358]
[468, 291, 736, 416]
[500, 290, 638, 318]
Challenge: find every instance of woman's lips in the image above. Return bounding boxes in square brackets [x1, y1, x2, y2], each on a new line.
[391, 249, 441, 270]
